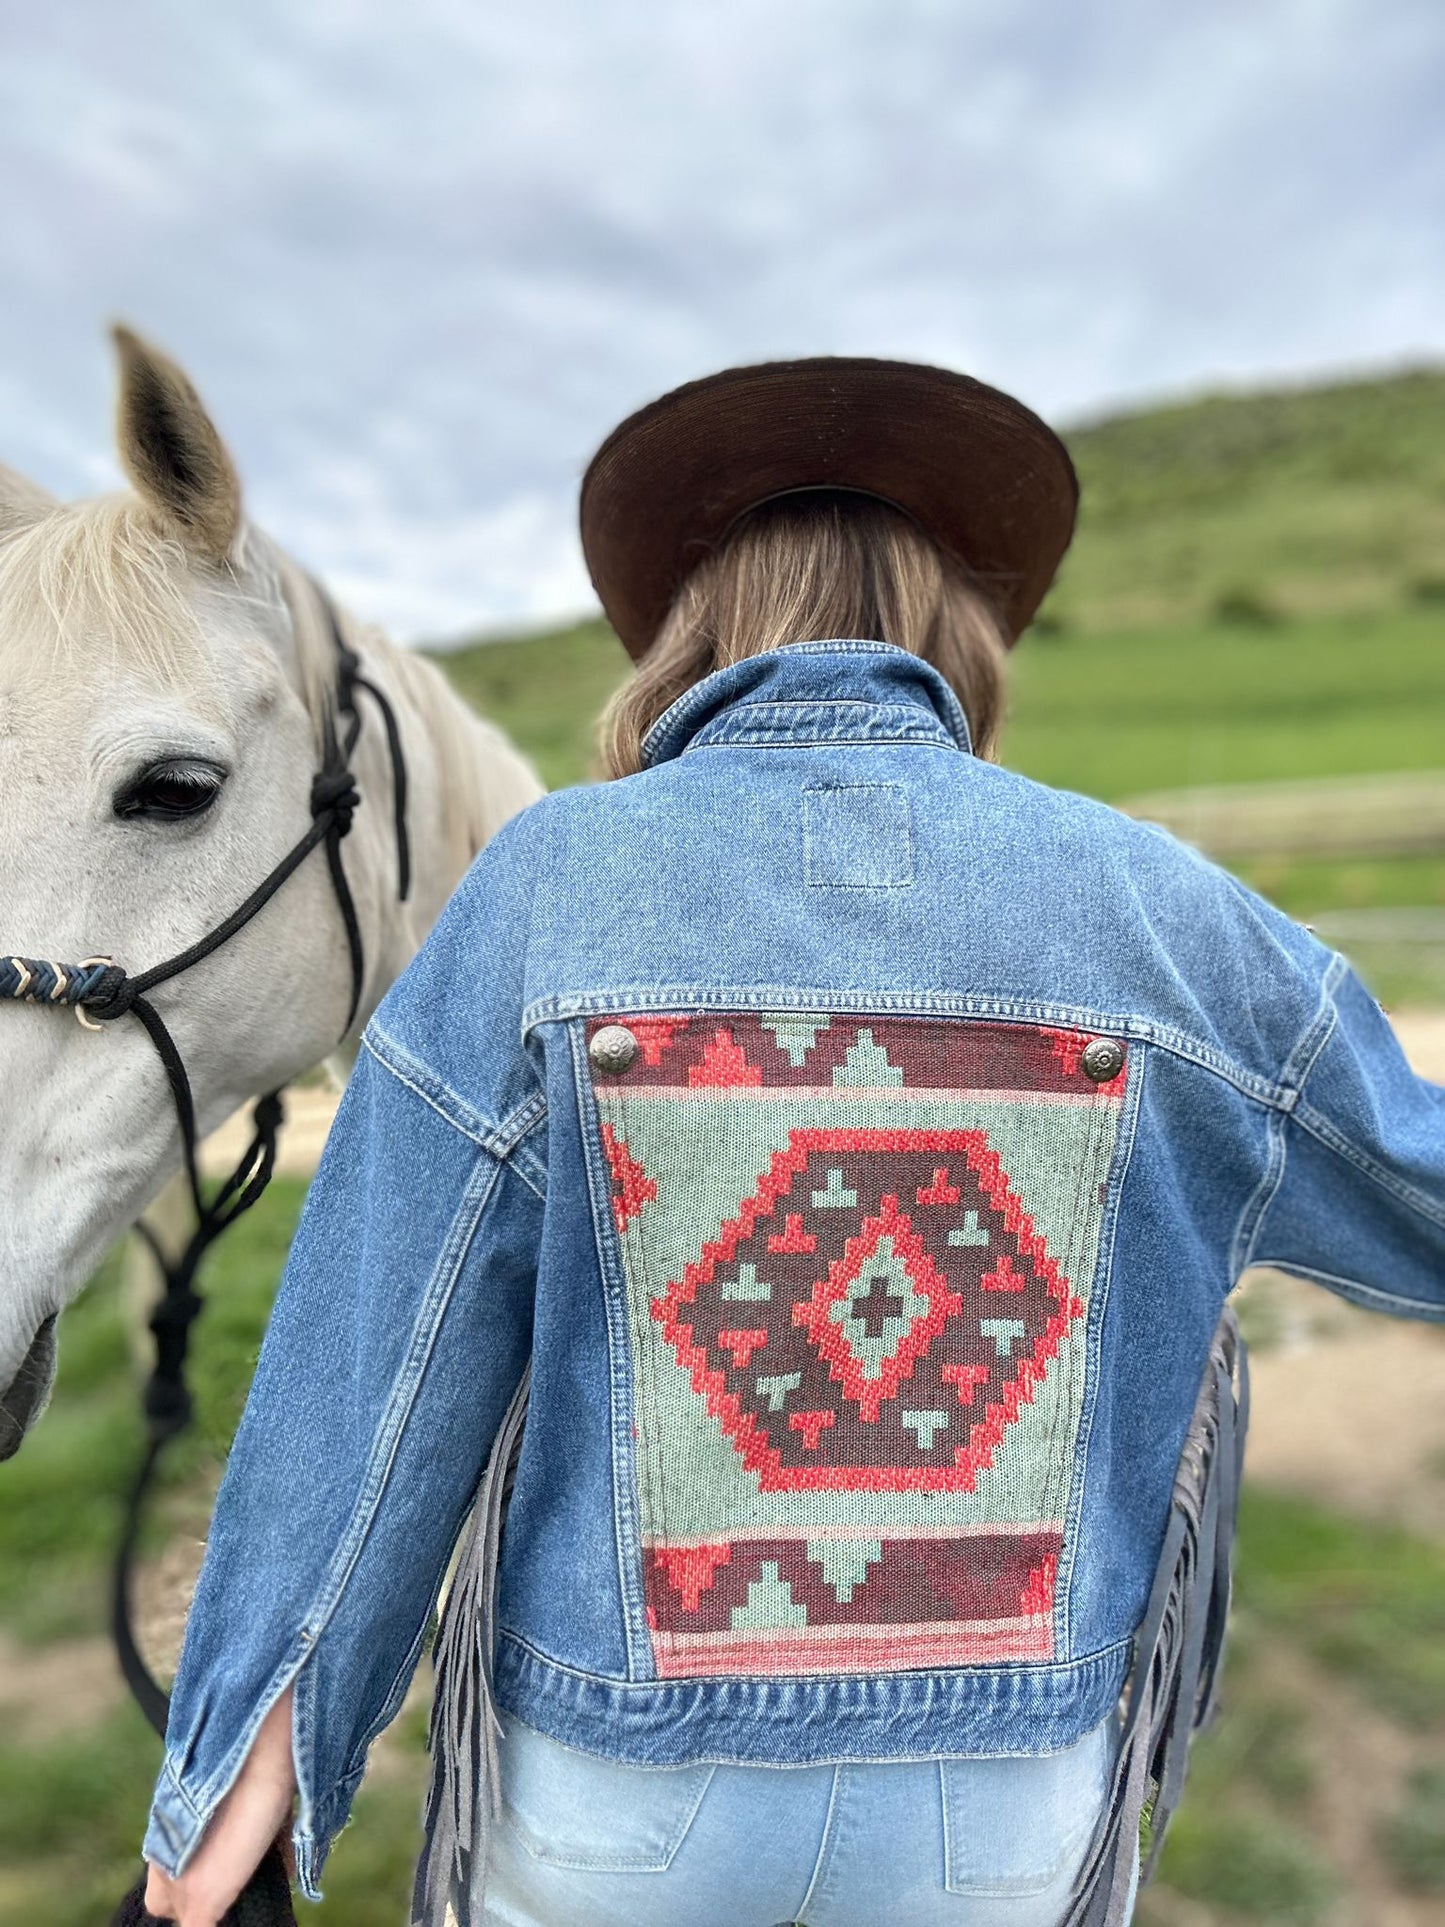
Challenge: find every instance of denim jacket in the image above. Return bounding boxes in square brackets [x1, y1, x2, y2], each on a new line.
[144, 641, 1445, 1897]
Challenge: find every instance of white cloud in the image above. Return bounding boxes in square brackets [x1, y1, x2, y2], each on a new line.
[0, 0, 1439, 637]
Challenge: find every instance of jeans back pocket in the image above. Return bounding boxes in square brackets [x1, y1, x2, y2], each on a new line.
[501, 1716, 716, 1873]
[941, 1717, 1112, 1897]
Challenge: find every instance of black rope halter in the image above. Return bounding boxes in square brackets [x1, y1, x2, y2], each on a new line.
[1, 580, 410, 1746]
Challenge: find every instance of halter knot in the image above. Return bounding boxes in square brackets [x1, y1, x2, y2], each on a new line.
[311, 768, 361, 836]
[143, 1372, 194, 1440]
[76, 963, 135, 1019]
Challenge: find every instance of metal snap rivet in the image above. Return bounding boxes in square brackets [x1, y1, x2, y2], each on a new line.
[1080, 1037, 1125, 1084]
[589, 1024, 638, 1076]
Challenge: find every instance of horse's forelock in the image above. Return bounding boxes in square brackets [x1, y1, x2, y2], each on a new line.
[0, 498, 341, 734]
[0, 494, 213, 688]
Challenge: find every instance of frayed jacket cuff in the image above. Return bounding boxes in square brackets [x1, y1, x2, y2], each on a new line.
[142, 1748, 355, 1905]
[141, 1753, 205, 1877]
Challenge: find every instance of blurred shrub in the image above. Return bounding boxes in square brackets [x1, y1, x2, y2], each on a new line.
[1155, 1807, 1337, 1921]
[1379, 1766, 1445, 1892]
[1212, 586, 1284, 628]
[1027, 606, 1070, 639]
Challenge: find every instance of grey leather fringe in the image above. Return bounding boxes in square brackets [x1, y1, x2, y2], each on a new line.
[1064, 1305, 1249, 1927]
[412, 1366, 532, 1927]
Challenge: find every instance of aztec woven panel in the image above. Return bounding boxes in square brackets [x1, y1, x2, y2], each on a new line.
[587, 1013, 1127, 1679]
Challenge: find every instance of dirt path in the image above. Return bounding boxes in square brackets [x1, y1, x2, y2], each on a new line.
[1239, 1271, 1445, 1535]
[200, 1080, 341, 1177]
[1389, 1006, 1445, 1081]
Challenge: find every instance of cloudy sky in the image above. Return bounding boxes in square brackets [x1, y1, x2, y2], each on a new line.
[1, 1, 1441, 638]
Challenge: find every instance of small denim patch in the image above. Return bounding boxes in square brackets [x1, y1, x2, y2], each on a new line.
[803, 783, 914, 889]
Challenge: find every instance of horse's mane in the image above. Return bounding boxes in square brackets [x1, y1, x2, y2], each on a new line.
[278, 545, 528, 863]
[380, 636, 533, 863]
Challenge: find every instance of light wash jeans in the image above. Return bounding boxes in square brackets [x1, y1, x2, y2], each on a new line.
[478, 1713, 1139, 1926]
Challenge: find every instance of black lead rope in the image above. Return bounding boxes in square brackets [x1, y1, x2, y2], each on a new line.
[110, 1088, 286, 1736]
[1, 582, 411, 1754]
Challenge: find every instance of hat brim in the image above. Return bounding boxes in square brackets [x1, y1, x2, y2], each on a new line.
[580, 356, 1078, 661]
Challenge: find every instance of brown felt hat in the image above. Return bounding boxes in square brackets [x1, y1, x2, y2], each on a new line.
[580, 356, 1078, 661]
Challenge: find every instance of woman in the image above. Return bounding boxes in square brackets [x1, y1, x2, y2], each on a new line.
[143, 359, 1445, 1927]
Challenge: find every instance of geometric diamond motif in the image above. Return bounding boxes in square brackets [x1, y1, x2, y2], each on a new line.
[650, 1126, 1085, 1493]
[589, 1009, 1131, 1680]
[802, 1214, 956, 1420]
[822, 1231, 933, 1393]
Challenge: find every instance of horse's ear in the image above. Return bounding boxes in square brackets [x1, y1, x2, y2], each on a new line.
[112, 325, 242, 562]
[0, 463, 57, 539]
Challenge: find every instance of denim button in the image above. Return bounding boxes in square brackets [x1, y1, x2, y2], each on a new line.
[1080, 1037, 1125, 1083]
[589, 1024, 639, 1075]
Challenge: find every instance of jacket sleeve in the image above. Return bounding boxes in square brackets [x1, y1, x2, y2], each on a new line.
[142, 805, 549, 1898]
[1251, 952, 1445, 1317]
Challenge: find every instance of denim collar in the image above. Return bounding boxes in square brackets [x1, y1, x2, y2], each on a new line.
[639, 640, 973, 768]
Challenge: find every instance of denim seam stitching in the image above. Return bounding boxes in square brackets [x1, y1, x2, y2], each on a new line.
[639, 639, 968, 763]
[294, 1150, 504, 1648]
[1058, 1049, 1146, 1656]
[1244, 1258, 1445, 1322]
[362, 1025, 495, 1145]
[362, 1028, 548, 1193]
[938, 1759, 956, 1895]
[343, 1613, 432, 1777]
[1053, 1092, 1104, 1662]
[614, 1082, 682, 1672]
[1236, 952, 1342, 1262]
[168, 1643, 315, 1871]
[493, 1091, 550, 1197]
[689, 698, 959, 750]
[943, 1791, 1099, 1896]
[520, 989, 1289, 1106]
[1288, 1102, 1445, 1230]
[797, 1763, 844, 1919]
[705, 698, 943, 724]
[639, 644, 901, 762]
[687, 733, 958, 755]
[511, 792, 551, 1187]
[145, 1754, 205, 1872]
[1278, 950, 1345, 1095]
[569, 1024, 652, 1680]
[289, 1652, 323, 1900]
[154, 1755, 203, 1821]
[507, 1757, 718, 1871]
[1236, 1105, 1290, 1277]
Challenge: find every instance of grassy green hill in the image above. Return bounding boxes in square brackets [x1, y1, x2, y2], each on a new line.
[1059, 366, 1445, 632]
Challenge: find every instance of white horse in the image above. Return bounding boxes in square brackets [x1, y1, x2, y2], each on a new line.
[0, 329, 543, 1457]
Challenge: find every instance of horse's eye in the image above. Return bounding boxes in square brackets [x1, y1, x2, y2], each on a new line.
[114, 758, 227, 822]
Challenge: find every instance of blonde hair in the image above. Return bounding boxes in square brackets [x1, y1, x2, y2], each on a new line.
[599, 493, 1009, 779]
